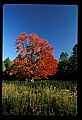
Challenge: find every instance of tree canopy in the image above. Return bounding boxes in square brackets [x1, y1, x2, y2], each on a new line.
[56, 43, 77, 80]
[9, 32, 58, 80]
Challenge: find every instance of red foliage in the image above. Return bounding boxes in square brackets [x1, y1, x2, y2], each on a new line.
[10, 32, 58, 79]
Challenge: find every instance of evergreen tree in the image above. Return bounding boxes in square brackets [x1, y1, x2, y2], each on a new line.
[2, 61, 6, 72]
[4, 57, 12, 74]
[69, 43, 77, 76]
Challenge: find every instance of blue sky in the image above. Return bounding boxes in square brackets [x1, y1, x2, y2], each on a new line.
[3, 4, 78, 61]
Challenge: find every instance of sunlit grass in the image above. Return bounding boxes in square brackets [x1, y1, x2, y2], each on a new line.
[2, 80, 77, 115]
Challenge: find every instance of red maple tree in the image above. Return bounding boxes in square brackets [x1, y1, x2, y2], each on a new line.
[9, 32, 58, 80]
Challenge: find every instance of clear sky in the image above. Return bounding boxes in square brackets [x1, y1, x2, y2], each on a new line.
[3, 4, 78, 61]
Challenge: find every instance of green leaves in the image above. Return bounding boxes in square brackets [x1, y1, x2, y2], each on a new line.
[2, 62, 6, 72]
[57, 43, 77, 79]
[4, 57, 12, 70]
[59, 52, 68, 61]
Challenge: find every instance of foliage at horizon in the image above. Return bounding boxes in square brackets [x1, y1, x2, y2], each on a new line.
[56, 44, 77, 79]
[3, 35, 77, 81]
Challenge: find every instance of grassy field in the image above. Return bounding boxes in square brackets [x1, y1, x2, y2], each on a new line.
[2, 80, 77, 116]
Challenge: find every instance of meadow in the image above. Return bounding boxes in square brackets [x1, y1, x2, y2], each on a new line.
[2, 80, 77, 116]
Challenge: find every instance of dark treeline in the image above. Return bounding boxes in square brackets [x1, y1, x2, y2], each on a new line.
[49, 43, 77, 81]
[2, 43, 77, 81]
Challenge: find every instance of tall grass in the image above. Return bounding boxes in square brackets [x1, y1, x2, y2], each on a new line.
[2, 80, 77, 115]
